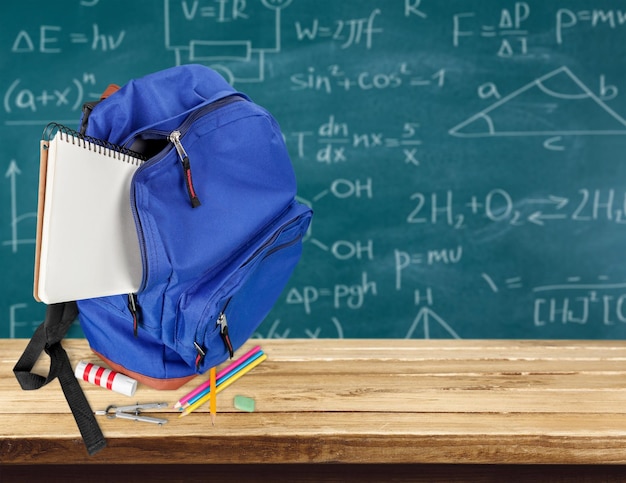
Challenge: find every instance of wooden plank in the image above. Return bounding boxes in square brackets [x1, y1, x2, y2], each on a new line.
[4, 413, 626, 464]
[1, 384, 626, 416]
[3, 363, 626, 415]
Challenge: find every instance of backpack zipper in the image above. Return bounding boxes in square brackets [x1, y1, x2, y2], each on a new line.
[193, 299, 234, 370]
[217, 299, 234, 358]
[129, 95, 246, 291]
[174, 94, 245, 136]
[165, 95, 245, 209]
[169, 130, 201, 208]
[193, 341, 207, 370]
[128, 293, 139, 337]
[123, 94, 245, 157]
[192, 210, 308, 368]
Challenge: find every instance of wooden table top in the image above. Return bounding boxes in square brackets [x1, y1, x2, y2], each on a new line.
[2, 338, 626, 465]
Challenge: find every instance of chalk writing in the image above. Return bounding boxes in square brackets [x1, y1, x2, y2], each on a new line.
[164, 0, 289, 83]
[253, 316, 344, 339]
[449, 66, 626, 144]
[556, 8, 626, 44]
[3, 74, 102, 125]
[289, 116, 423, 166]
[11, 24, 125, 53]
[3, 160, 36, 253]
[290, 64, 445, 94]
[285, 272, 377, 315]
[452, 2, 531, 57]
[407, 188, 626, 228]
[406, 306, 461, 339]
[395, 247, 463, 290]
[294, 9, 383, 49]
[533, 278, 626, 327]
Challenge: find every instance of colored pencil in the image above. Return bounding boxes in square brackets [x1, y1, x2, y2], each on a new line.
[182, 349, 265, 409]
[209, 366, 216, 425]
[174, 345, 262, 409]
[179, 352, 267, 418]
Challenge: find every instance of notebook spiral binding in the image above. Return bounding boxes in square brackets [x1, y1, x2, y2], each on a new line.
[43, 122, 147, 166]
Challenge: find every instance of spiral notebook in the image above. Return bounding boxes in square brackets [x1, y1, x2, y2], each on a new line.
[34, 123, 146, 304]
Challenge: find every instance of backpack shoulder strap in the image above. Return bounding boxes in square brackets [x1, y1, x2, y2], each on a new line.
[13, 302, 106, 455]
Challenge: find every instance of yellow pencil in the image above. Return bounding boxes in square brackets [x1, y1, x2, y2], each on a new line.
[179, 353, 267, 418]
[209, 366, 216, 426]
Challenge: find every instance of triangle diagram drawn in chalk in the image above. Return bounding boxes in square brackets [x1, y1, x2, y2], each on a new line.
[405, 307, 461, 339]
[449, 66, 626, 138]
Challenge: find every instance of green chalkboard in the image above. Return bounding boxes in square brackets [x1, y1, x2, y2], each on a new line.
[2, 0, 626, 340]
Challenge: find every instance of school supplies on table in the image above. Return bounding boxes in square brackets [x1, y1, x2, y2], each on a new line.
[95, 403, 168, 425]
[174, 345, 262, 409]
[233, 395, 256, 413]
[209, 366, 217, 425]
[75, 360, 138, 397]
[180, 351, 267, 418]
[34, 123, 145, 304]
[180, 348, 266, 410]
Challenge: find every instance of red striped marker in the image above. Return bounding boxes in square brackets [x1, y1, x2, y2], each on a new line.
[74, 361, 137, 397]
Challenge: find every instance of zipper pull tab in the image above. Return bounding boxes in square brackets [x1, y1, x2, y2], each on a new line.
[128, 293, 139, 337]
[217, 313, 234, 359]
[169, 130, 201, 208]
[193, 342, 206, 370]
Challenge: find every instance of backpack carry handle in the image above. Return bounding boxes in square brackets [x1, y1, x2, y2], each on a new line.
[13, 302, 107, 456]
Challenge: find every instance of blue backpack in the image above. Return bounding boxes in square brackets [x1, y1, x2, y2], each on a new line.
[14, 65, 312, 454]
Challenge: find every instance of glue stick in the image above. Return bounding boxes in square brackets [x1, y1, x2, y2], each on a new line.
[74, 360, 137, 397]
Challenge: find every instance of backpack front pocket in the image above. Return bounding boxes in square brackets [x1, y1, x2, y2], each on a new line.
[174, 202, 311, 372]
